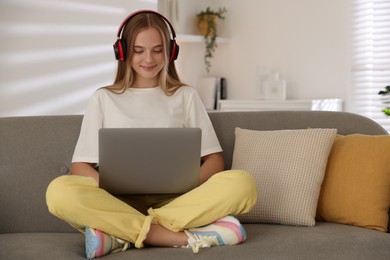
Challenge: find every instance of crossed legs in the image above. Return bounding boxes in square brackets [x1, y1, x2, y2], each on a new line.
[46, 170, 257, 248]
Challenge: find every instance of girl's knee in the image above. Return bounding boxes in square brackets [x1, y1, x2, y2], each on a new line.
[46, 176, 72, 214]
[215, 170, 257, 213]
[213, 170, 257, 197]
[46, 175, 93, 216]
[236, 170, 256, 193]
[226, 170, 256, 188]
[231, 169, 254, 182]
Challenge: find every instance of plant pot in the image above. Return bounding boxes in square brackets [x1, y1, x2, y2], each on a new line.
[197, 15, 217, 37]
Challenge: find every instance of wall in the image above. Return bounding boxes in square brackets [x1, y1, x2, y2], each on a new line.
[170, 0, 351, 108]
[0, 0, 352, 116]
[210, 0, 351, 104]
[0, 0, 157, 116]
[158, 0, 216, 91]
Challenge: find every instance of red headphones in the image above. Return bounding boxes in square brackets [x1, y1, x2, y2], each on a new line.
[113, 10, 180, 62]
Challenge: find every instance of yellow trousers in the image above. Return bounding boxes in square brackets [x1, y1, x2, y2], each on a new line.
[46, 170, 256, 248]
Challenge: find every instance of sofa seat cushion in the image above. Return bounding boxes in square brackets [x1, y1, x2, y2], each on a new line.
[0, 233, 85, 260]
[242, 222, 390, 259]
[2, 223, 389, 260]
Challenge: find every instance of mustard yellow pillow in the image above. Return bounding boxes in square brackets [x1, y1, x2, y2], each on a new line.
[316, 134, 390, 232]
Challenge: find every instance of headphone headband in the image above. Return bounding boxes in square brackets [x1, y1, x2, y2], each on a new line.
[116, 10, 177, 39]
[113, 10, 179, 62]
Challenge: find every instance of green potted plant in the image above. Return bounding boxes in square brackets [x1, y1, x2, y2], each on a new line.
[378, 85, 390, 116]
[196, 7, 227, 73]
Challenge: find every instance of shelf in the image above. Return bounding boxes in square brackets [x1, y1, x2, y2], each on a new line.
[176, 34, 229, 44]
[218, 99, 344, 112]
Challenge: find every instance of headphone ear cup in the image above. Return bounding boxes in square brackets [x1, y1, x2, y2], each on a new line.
[113, 38, 127, 61]
[113, 40, 120, 60]
[170, 40, 179, 62]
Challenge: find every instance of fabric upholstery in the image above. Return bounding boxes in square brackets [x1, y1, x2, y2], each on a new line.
[1, 111, 389, 259]
[317, 134, 390, 232]
[208, 111, 387, 170]
[2, 223, 390, 260]
[0, 116, 81, 233]
[231, 128, 337, 226]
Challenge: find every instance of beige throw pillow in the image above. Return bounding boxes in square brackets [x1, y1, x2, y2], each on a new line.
[232, 128, 337, 226]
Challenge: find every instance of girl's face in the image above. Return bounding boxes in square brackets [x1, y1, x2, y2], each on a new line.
[131, 27, 165, 88]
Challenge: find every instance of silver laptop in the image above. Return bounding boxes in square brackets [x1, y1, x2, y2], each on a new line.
[98, 128, 201, 195]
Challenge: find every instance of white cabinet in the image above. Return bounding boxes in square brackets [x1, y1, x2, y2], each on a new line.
[218, 99, 343, 112]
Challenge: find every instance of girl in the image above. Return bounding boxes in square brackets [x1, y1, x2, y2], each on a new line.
[46, 10, 256, 259]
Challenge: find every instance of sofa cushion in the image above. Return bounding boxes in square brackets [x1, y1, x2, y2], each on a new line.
[232, 128, 337, 226]
[316, 134, 390, 232]
[2, 223, 390, 260]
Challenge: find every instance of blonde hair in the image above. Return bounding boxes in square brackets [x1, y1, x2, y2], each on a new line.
[104, 12, 186, 95]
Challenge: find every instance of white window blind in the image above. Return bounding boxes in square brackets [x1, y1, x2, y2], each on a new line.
[352, 0, 390, 133]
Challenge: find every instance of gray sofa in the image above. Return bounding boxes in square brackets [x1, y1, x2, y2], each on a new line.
[1, 111, 389, 260]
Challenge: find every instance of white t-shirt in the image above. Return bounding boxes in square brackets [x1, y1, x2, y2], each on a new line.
[72, 86, 222, 164]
